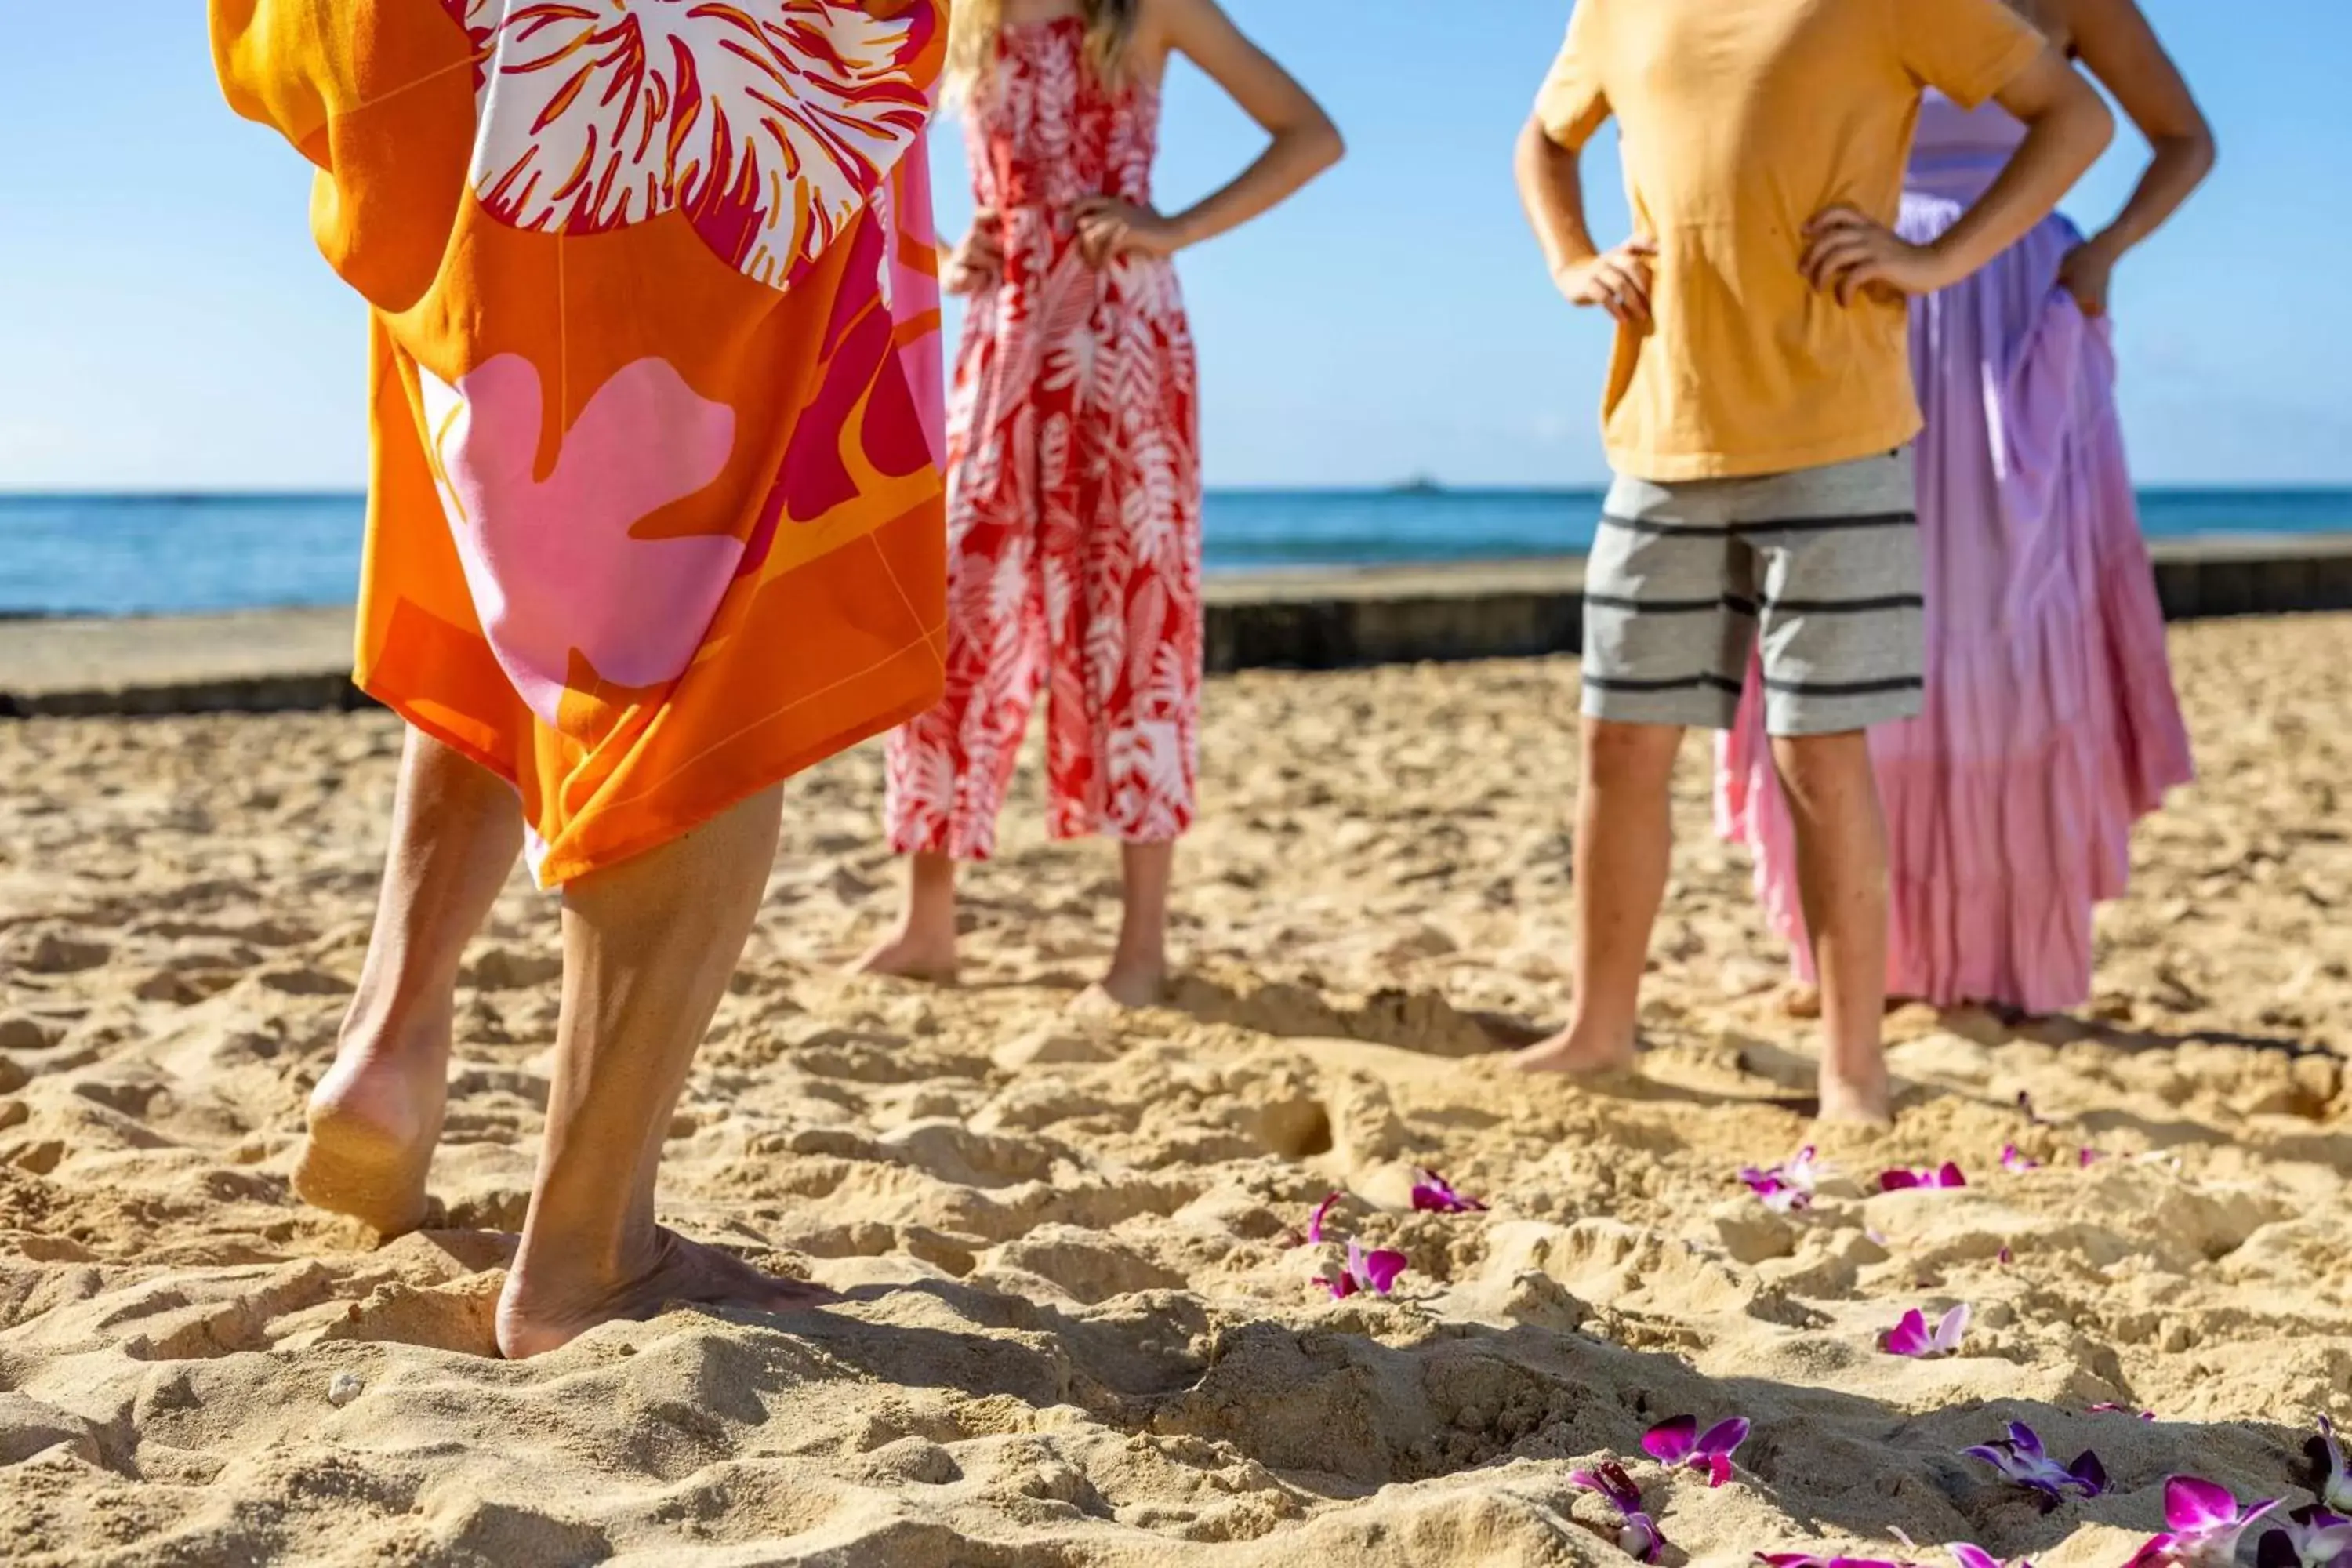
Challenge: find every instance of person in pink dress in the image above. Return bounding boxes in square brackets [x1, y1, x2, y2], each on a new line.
[861, 0, 1341, 1005]
[1717, 0, 2215, 1018]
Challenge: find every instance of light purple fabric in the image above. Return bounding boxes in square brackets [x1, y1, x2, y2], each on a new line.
[1715, 93, 2195, 1015]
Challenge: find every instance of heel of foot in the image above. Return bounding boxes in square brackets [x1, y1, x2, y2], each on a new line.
[295, 1105, 432, 1237]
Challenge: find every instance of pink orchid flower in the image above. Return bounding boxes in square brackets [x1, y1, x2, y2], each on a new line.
[2122, 1476, 2280, 1567]
[1962, 1422, 2107, 1507]
[1323, 1239, 1408, 1300]
[2000, 1145, 2041, 1174]
[1307, 1192, 1341, 1245]
[1572, 1461, 1666, 1563]
[2091, 1403, 2158, 1421]
[1410, 1169, 1488, 1214]
[2307, 1416, 2352, 1515]
[2258, 1504, 2352, 1568]
[1880, 1163, 1969, 1192]
[1883, 1304, 1971, 1358]
[1642, 1414, 1751, 1487]
[1742, 1145, 1827, 1214]
[1754, 1554, 1912, 1568]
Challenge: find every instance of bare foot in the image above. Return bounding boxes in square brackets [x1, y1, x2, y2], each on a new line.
[1816, 1062, 1894, 1126]
[495, 1228, 837, 1359]
[293, 1014, 450, 1238]
[1091, 953, 1168, 1011]
[1511, 1025, 1637, 1076]
[853, 926, 959, 985]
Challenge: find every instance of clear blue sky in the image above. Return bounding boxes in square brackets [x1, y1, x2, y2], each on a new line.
[1, 2, 2343, 492]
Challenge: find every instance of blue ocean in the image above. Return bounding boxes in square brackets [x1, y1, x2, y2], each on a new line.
[2, 488, 2348, 618]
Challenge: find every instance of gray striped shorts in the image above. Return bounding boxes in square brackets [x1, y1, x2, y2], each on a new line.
[1581, 449, 1923, 736]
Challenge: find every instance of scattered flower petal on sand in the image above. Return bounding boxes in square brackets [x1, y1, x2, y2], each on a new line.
[1307, 1192, 1341, 1245]
[1879, 1163, 1968, 1192]
[1573, 1461, 1666, 1562]
[1642, 1414, 1751, 1487]
[1883, 1304, 1972, 1358]
[1323, 1239, 1409, 1299]
[2122, 1475, 2279, 1566]
[2091, 1402, 2157, 1421]
[1742, 1145, 1828, 1214]
[1961, 1422, 2106, 1507]
[1409, 1168, 1488, 1214]
[2307, 1416, 2352, 1514]
[2257, 1504, 2352, 1568]
[2001, 1144, 2042, 1173]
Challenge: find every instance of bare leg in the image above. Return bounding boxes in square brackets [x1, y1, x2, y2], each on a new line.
[497, 785, 828, 1359]
[1094, 840, 1174, 1007]
[296, 728, 521, 1236]
[854, 851, 960, 982]
[1515, 718, 1682, 1074]
[1772, 730, 1893, 1124]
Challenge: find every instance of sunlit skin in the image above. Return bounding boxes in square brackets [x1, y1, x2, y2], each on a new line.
[1776, 0, 2213, 1020]
[1507, 22, 2114, 1124]
[856, 0, 1341, 1009]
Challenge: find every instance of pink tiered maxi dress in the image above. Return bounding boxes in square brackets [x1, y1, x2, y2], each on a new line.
[1715, 91, 2196, 1015]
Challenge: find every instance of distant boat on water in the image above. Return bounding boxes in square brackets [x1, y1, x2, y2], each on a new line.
[1389, 475, 1446, 495]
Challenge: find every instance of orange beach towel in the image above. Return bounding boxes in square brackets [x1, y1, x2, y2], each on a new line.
[211, 1, 951, 884]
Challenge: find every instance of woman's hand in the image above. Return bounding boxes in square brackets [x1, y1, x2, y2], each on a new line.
[1554, 238, 1657, 329]
[1802, 205, 1952, 304]
[943, 211, 1004, 296]
[2056, 238, 2118, 316]
[1072, 197, 1185, 267]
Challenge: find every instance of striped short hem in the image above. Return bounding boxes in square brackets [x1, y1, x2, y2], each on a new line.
[1580, 450, 1923, 735]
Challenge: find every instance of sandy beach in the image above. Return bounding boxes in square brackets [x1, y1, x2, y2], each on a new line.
[1, 612, 2347, 1566]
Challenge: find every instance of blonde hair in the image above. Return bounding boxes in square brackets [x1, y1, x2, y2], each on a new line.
[945, 0, 1142, 103]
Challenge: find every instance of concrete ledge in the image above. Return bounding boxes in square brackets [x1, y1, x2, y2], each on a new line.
[5, 536, 2350, 715]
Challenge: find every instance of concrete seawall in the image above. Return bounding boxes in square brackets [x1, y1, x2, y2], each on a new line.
[5, 534, 2350, 718]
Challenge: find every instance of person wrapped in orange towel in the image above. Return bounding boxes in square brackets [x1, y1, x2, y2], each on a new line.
[211, 0, 949, 1356]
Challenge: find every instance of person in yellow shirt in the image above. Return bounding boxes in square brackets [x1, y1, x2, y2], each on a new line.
[1509, 0, 2114, 1121]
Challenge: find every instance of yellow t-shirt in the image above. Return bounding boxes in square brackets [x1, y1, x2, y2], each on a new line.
[1537, 0, 2046, 481]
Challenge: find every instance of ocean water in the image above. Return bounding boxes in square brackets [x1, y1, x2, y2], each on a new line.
[2, 488, 2348, 618]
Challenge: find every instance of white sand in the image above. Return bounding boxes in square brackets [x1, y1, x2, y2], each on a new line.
[1, 615, 2347, 1566]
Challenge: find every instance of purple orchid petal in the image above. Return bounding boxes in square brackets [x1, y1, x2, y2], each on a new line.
[2000, 1145, 2041, 1174]
[1322, 1269, 1356, 1300]
[2307, 1416, 2352, 1514]
[2168, 1475, 2253, 1530]
[1753, 1556, 1911, 1568]
[1620, 1512, 1667, 1563]
[1883, 1161, 1969, 1189]
[1887, 1304, 1973, 1358]
[2079, 1147, 2106, 1167]
[2261, 1504, 2352, 1568]
[1642, 1415, 1699, 1465]
[1409, 1168, 1488, 1214]
[1354, 1243, 1408, 1294]
[2091, 1402, 2157, 1421]
[1962, 1423, 2100, 1505]
[1998, 1246, 2015, 1265]
[1948, 1549, 2004, 1568]
[1572, 1460, 1648, 1516]
[1308, 1192, 1340, 1246]
[1699, 1416, 1752, 1460]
